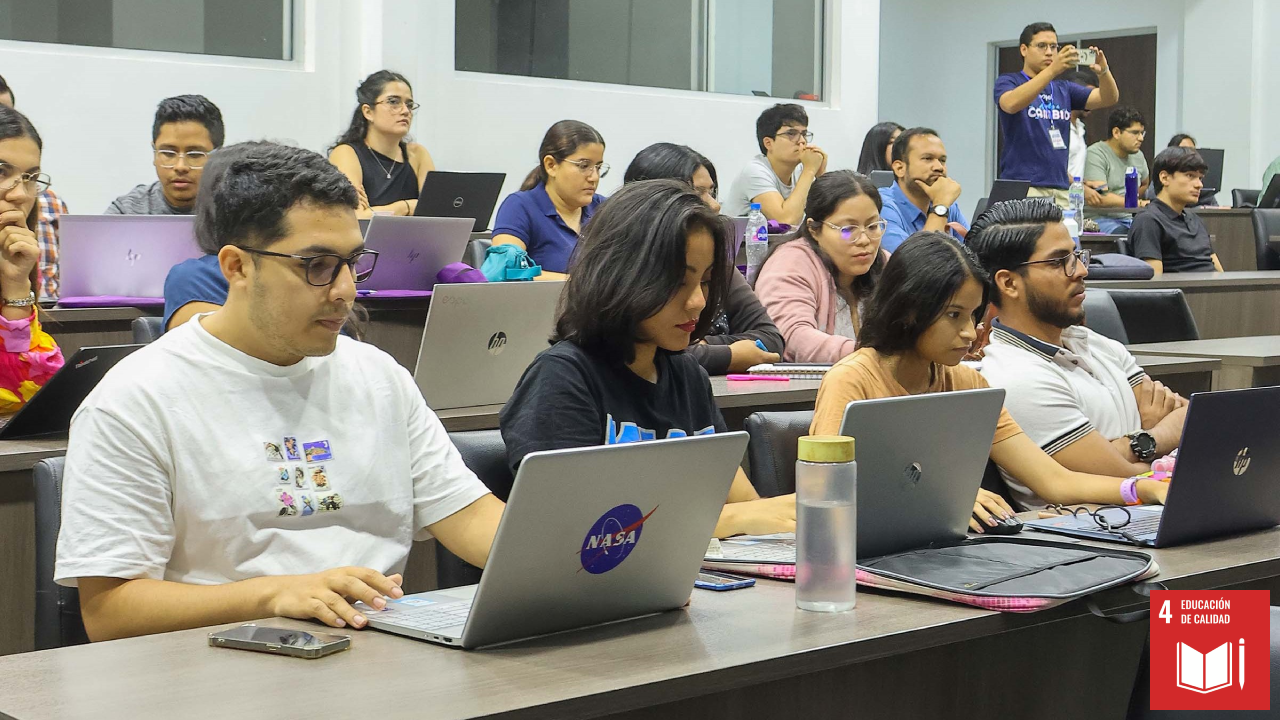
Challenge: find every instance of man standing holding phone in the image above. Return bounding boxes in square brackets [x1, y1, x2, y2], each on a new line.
[995, 22, 1120, 207]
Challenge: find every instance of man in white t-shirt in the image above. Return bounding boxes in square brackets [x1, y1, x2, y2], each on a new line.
[55, 143, 504, 641]
[727, 103, 827, 223]
[966, 199, 1187, 508]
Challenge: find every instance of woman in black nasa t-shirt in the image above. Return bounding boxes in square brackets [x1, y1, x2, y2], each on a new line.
[499, 179, 794, 539]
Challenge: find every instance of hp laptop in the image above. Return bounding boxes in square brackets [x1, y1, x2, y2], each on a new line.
[413, 171, 507, 232]
[1026, 387, 1280, 547]
[358, 216, 474, 292]
[1196, 148, 1224, 197]
[412, 281, 564, 409]
[869, 170, 896, 188]
[0, 344, 142, 439]
[364, 432, 749, 649]
[704, 388, 1004, 564]
[59, 216, 201, 299]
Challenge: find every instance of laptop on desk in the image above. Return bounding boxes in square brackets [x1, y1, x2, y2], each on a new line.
[59, 216, 201, 299]
[412, 280, 564, 410]
[1196, 148, 1224, 197]
[1025, 386, 1280, 547]
[0, 344, 142, 439]
[870, 170, 895, 189]
[413, 171, 506, 232]
[363, 432, 748, 649]
[973, 180, 1033, 219]
[359, 216, 474, 292]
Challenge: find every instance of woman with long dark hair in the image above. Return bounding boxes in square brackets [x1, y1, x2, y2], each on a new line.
[328, 70, 434, 218]
[490, 120, 607, 279]
[856, 121, 903, 175]
[755, 170, 887, 362]
[500, 180, 795, 537]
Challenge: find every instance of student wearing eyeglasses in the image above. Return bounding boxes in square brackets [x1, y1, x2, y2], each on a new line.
[327, 70, 435, 219]
[489, 120, 608, 280]
[755, 171, 887, 363]
[727, 103, 827, 224]
[106, 95, 224, 215]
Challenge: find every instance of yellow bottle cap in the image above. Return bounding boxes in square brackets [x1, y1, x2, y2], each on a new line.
[797, 435, 855, 463]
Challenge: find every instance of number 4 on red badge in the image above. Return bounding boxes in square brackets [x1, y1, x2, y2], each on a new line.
[1149, 590, 1270, 711]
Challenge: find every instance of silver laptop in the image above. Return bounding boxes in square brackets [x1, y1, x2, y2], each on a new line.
[59, 215, 201, 298]
[704, 389, 1004, 564]
[358, 216, 474, 292]
[413, 281, 563, 409]
[364, 432, 749, 649]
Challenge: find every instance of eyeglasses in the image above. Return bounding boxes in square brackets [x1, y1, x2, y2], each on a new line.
[1032, 42, 1060, 52]
[1017, 248, 1091, 276]
[776, 129, 814, 143]
[1123, 128, 1147, 138]
[155, 150, 210, 169]
[821, 220, 887, 242]
[238, 247, 380, 287]
[562, 159, 610, 178]
[374, 97, 421, 113]
[0, 167, 51, 194]
[1043, 504, 1141, 543]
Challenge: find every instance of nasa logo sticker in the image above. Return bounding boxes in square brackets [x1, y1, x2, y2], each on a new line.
[579, 504, 657, 574]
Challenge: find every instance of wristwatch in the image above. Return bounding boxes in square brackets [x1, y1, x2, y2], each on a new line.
[1127, 431, 1158, 463]
[931, 204, 949, 218]
[1, 293, 36, 308]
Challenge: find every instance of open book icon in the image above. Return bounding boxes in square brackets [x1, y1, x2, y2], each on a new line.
[1177, 641, 1241, 693]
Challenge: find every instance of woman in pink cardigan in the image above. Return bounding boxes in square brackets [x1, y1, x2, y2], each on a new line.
[755, 170, 886, 362]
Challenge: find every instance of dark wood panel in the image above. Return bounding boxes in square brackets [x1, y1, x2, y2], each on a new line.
[1080, 33, 1158, 160]
[0, 470, 34, 657]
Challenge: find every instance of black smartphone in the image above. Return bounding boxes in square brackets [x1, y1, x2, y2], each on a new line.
[208, 623, 350, 659]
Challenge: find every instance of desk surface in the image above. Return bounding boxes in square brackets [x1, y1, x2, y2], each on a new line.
[1132, 354, 1222, 374]
[1, 525, 1275, 720]
[1089, 270, 1280, 289]
[1128, 336, 1280, 366]
[0, 437, 69, 473]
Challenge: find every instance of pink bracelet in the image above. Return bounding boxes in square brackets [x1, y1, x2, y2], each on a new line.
[1120, 477, 1141, 506]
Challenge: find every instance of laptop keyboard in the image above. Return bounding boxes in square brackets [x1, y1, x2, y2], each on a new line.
[717, 541, 796, 563]
[380, 601, 473, 632]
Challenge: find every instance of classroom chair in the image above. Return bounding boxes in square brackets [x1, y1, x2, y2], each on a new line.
[131, 316, 165, 344]
[1106, 289, 1200, 344]
[464, 238, 491, 271]
[1233, 188, 1261, 208]
[1249, 209, 1280, 271]
[436, 429, 512, 589]
[1081, 289, 1131, 344]
[743, 410, 813, 497]
[32, 456, 89, 650]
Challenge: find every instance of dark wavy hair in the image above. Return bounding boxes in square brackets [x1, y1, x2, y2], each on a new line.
[625, 143, 705, 186]
[0, 105, 42, 233]
[756, 103, 808, 155]
[329, 70, 412, 153]
[1020, 22, 1056, 47]
[858, 232, 991, 355]
[1107, 106, 1145, 138]
[779, 170, 886, 300]
[192, 141, 271, 255]
[857, 121, 903, 174]
[554, 179, 729, 365]
[0, 74, 13, 105]
[965, 198, 1063, 307]
[153, 95, 224, 148]
[521, 120, 605, 192]
[1151, 147, 1209, 194]
[1167, 133, 1196, 148]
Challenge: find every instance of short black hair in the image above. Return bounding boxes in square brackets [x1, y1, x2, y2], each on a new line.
[857, 121, 904, 174]
[203, 142, 358, 252]
[1167, 133, 1196, 148]
[192, 141, 270, 255]
[554, 179, 730, 365]
[0, 74, 12, 104]
[1107, 106, 1145, 137]
[624, 142, 706, 186]
[153, 94, 225, 148]
[890, 126, 940, 165]
[1020, 22, 1057, 47]
[858, 232, 991, 355]
[756, 103, 808, 155]
[965, 198, 1064, 307]
[1151, 147, 1209, 194]
[1063, 67, 1098, 87]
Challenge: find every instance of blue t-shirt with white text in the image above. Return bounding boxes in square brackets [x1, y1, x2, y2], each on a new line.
[994, 72, 1093, 189]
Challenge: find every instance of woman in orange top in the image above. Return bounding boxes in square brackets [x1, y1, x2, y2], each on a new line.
[810, 232, 1168, 527]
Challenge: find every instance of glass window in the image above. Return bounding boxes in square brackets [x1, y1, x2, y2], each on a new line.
[455, 0, 824, 100]
[0, 0, 293, 61]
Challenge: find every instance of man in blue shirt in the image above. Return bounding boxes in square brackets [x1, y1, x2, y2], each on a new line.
[880, 127, 967, 252]
[995, 22, 1119, 206]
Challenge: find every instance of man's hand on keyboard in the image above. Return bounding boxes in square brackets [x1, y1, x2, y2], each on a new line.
[263, 567, 405, 630]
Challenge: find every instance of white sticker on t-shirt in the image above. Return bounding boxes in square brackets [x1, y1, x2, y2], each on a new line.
[1048, 125, 1067, 150]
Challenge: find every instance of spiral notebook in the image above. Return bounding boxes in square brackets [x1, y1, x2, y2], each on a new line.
[747, 363, 832, 379]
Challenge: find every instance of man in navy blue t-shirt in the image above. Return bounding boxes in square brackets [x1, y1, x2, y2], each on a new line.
[995, 22, 1119, 206]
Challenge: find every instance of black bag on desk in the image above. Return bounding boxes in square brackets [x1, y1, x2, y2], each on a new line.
[857, 536, 1158, 613]
[1086, 253, 1156, 279]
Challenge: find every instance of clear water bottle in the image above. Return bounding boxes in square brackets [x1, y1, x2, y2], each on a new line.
[795, 435, 857, 613]
[1063, 209, 1081, 247]
[1068, 176, 1086, 223]
[744, 203, 769, 286]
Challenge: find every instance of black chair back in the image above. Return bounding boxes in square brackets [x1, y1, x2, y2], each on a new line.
[1082, 289, 1130, 344]
[1106, 288, 1200, 344]
[743, 410, 814, 497]
[1250, 209, 1280, 271]
[979, 459, 1017, 509]
[1233, 188, 1261, 208]
[436, 430, 513, 589]
[464, 238, 492, 271]
[131, 316, 165, 344]
[33, 456, 89, 649]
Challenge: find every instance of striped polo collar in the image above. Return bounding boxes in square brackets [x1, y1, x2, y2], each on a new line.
[989, 318, 1061, 360]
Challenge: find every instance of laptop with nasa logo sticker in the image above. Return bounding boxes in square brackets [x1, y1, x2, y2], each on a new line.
[1025, 386, 1280, 547]
[412, 281, 564, 410]
[362, 431, 748, 649]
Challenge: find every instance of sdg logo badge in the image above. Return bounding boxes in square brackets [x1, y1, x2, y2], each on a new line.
[1150, 590, 1270, 711]
[578, 504, 657, 574]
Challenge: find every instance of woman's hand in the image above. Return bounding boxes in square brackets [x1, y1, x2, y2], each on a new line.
[969, 488, 1015, 533]
[0, 208, 37, 297]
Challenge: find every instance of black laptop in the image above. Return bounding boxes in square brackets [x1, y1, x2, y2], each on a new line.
[1259, 174, 1280, 209]
[413, 171, 506, 232]
[869, 170, 895, 188]
[1025, 386, 1280, 547]
[1196, 148, 1225, 197]
[973, 180, 1032, 218]
[0, 344, 142, 439]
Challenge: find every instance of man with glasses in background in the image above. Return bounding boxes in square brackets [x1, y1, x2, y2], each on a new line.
[106, 94, 224, 215]
[1084, 106, 1150, 235]
[879, 127, 968, 252]
[965, 199, 1185, 503]
[728, 103, 827, 223]
[995, 22, 1119, 207]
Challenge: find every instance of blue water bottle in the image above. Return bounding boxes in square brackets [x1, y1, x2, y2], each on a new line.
[1124, 166, 1139, 208]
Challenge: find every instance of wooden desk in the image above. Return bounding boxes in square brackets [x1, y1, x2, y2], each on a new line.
[1194, 207, 1256, 271]
[1133, 354, 1221, 395]
[1089, 271, 1280, 339]
[1128, 336, 1280, 389]
[2, 527, 1277, 720]
[41, 307, 150, 358]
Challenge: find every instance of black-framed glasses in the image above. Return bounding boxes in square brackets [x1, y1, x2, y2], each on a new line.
[1044, 504, 1140, 543]
[562, 158, 610, 178]
[375, 96, 421, 113]
[821, 220, 887, 242]
[238, 247, 379, 286]
[1018, 248, 1091, 276]
[776, 129, 814, 143]
[0, 167, 51, 194]
[1033, 42, 1061, 52]
[155, 149, 211, 169]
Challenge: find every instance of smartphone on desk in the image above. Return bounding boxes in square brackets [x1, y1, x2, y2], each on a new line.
[208, 623, 350, 659]
[695, 570, 756, 591]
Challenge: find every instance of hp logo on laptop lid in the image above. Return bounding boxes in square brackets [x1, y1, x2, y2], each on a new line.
[903, 462, 923, 486]
[487, 332, 507, 355]
[126, 249, 141, 266]
[407, 250, 420, 263]
[1233, 448, 1251, 476]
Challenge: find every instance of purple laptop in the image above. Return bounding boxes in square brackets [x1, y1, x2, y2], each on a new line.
[58, 215, 201, 302]
[358, 216, 474, 294]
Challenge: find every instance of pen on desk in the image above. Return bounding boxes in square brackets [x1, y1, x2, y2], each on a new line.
[726, 374, 789, 382]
